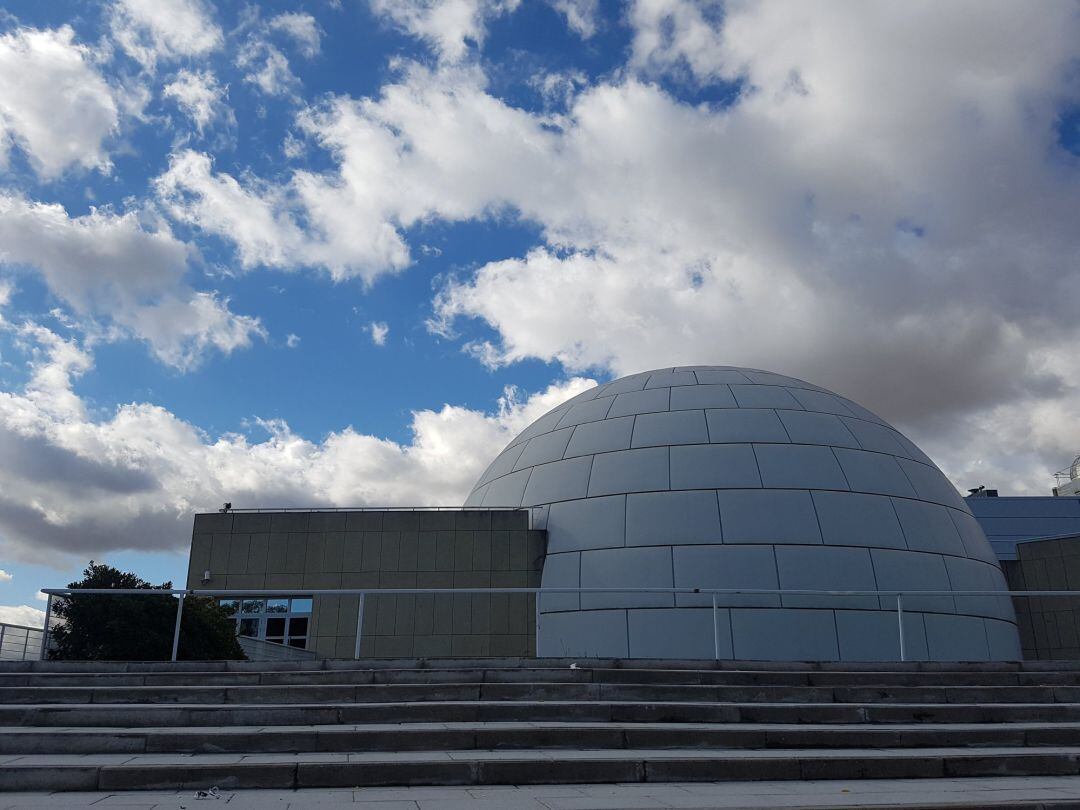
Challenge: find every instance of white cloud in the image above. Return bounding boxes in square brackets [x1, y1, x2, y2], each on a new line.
[369, 0, 521, 63]
[237, 39, 300, 97]
[110, 0, 223, 69]
[34, 591, 46, 601]
[549, 0, 597, 38]
[0, 26, 119, 179]
[368, 321, 389, 346]
[268, 12, 322, 58]
[0, 605, 45, 628]
[0, 321, 593, 562]
[163, 69, 231, 134]
[0, 193, 264, 370]
[627, 0, 725, 81]
[0, 570, 11, 583]
[286, 333, 301, 348]
[154, 148, 410, 281]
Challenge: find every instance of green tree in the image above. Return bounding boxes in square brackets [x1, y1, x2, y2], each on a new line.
[48, 562, 244, 661]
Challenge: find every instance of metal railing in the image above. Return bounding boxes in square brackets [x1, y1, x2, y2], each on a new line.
[37, 586, 1065, 663]
[0, 622, 45, 661]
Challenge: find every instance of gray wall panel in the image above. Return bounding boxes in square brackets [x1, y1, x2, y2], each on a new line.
[754, 444, 849, 491]
[670, 444, 761, 490]
[717, 490, 823, 544]
[522, 456, 593, 506]
[587, 447, 669, 497]
[631, 409, 708, 448]
[546, 495, 626, 552]
[626, 490, 721, 546]
[628, 608, 727, 658]
[579, 546, 674, 609]
[811, 491, 907, 550]
[732, 608, 839, 661]
[672, 545, 780, 607]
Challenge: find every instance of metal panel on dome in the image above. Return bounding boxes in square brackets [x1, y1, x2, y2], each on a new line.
[775, 545, 877, 609]
[521, 456, 593, 506]
[631, 409, 709, 448]
[693, 368, 753, 385]
[869, 548, 955, 613]
[628, 608, 725, 658]
[892, 499, 967, 557]
[705, 409, 790, 443]
[579, 546, 674, 609]
[840, 417, 910, 456]
[554, 397, 616, 429]
[645, 370, 696, 389]
[625, 490, 721, 546]
[924, 613, 990, 661]
[587, 447, 669, 497]
[670, 444, 761, 490]
[732, 608, 839, 661]
[546, 495, 626, 553]
[672, 544, 780, 607]
[514, 427, 575, 470]
[730, 384, 803, 409]
[778, 410, 860, 448]
[834, 448, 918, 498]
[669, 383, 738, 410]
[717, 490, 823, 544]
[811, 490, 907, 550]
[563, 416, 635, 458]
[607, 388, 670, 418]
[754, 444, 849, 491]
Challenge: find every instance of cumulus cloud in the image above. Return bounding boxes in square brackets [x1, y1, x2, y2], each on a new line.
[0, 194, 264, 370]
[234, 10, 321, 99]
[0, 605, 45, 628]
[154, 148, 411, 281]
[369, 0, 521, 63]
[0, 570, 11, 583]
[0, 321, 592, 563]
[549, 0, 598, 38]
[268, 12, 322, 58]
[0, 26, 119, 179]
[110, 0, 223, 69]
[368, 321, 389, 346]
[627, 0, 725, 81]
[163, 69, 231, 134]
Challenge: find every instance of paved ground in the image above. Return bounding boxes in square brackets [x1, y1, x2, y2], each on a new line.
[7, 777, 1080, 809]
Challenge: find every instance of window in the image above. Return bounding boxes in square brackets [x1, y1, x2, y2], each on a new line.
[220, 596, 312, 649]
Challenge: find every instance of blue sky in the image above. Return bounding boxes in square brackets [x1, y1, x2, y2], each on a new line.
[0, 0, 1079, 624]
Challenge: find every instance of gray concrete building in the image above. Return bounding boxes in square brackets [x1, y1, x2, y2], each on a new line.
[186, 509, 544, 658]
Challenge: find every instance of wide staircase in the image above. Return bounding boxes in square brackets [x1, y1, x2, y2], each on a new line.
[3, 658, 1080, 793]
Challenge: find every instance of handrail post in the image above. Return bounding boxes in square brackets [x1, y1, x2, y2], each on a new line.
[21, 629, 29, 659]
[534, 590, 541, 656]
[0, 623, 5, 660]
[896, 593, 905, 662]
[712, 593, 720, 661]
[353, 594, 365, 659]
[40, 594, 52, 661]
[171, 593, 186, 662]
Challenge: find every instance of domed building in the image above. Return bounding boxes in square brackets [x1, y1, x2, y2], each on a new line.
[466, 366, 1020, 662]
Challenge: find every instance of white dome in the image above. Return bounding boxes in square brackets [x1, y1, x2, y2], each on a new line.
[466, 366, 1019, 661]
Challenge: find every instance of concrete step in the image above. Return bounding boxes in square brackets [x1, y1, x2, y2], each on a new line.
[5, 747, 1080, 792]
[6, 700, 1080, 727]
[6, 667, 1080, 687]
[3, 721, 1080, 755]
[5, 681, 1080, 705]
